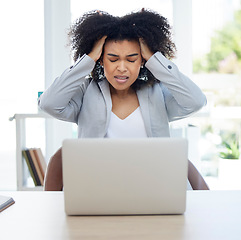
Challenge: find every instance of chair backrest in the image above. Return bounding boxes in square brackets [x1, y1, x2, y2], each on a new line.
[44, 147, 209, 191]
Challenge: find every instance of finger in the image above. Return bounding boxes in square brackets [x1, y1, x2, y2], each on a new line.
[97, 36, 107, 52]
[100, 35, 107, 44]
[139, 38, 153, 61]
[102, 35, 107, 41]
[139, 38, 146, 47]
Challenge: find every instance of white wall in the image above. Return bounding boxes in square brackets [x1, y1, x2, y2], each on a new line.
[44, 0, 73, 161]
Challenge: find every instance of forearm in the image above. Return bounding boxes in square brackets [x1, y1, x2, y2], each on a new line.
[39, 55, 95, 122]
[145, 52, 206, 118]
[188, 160, 209, 190]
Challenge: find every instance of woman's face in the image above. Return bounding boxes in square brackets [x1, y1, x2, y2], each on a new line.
[102, 40, 142, 93]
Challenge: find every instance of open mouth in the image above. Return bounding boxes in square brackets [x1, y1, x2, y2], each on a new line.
[114, 75, 129, 83]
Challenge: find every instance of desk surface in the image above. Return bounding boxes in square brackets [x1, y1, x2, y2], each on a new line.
[0, 191, 241, 240]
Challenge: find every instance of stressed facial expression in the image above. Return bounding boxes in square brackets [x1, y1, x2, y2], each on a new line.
[102, 40, 142, 93]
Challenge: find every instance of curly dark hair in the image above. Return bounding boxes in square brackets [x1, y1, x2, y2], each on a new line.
[68, 9, 176, 89]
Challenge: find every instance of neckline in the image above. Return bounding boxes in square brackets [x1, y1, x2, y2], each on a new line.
[112, 107, 140, 121]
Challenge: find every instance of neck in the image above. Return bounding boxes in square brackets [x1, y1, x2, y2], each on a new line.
[110, 86, 135, 99]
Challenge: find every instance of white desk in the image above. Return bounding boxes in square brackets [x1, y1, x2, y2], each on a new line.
[0, 191, 241, 240]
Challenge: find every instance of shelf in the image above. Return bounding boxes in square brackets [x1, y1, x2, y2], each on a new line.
[20, 186, 44, 191]
[9, 112, 52, 121]
[10, 113, 53, 191]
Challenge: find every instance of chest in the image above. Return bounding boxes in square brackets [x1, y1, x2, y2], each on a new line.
[78, 80, 170, 137]
[111, 92, 140, 120]
[106, 107, 148, 138]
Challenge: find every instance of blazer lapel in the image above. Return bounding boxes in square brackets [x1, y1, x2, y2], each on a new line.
[98, 80, 152, 137]
[98, 79, 112, 130]
[137, 87, 152, 137]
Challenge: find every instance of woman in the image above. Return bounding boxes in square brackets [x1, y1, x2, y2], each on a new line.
[39, 9, 208, 190]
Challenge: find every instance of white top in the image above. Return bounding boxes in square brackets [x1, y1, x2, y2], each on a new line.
[105, 107, 192, 190]
[39, 52, 207, 138]
[105, 107, 148, 138]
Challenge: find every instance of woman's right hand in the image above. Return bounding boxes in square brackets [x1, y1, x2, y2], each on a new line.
[88, 36, 107, 62]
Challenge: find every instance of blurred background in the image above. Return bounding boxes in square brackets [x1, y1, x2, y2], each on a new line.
[0, 0, 240, 190]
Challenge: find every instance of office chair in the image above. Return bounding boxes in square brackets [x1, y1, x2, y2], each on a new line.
[44, 148, 209, 191]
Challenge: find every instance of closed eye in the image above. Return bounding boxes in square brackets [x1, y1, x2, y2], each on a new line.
[127, 57, 138, 63]
[127, 59, 136, 63]
[109, 58, 118, 62]
[109, 59, 136, 63]
[127, 53, 139, 63]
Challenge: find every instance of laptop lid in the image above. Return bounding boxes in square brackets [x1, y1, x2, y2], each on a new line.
[62, 138, 188, 215]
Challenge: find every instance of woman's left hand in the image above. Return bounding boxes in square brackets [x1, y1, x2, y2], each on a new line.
[139, 38, 154, 61]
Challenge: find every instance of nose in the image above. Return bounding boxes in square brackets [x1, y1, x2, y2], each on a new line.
[117, 61, 127, 72]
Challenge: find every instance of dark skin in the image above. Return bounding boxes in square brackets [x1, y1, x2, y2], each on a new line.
[89, 37, 152, 120]
[44, 148, 209, 191]
[44, 37, 209, 191]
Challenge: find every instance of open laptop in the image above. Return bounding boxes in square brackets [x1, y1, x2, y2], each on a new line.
[62, 138, 188, 215]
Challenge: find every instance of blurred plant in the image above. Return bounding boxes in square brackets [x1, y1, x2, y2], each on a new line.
[219, 140, 240, 159]
[194, 8, 241, 73]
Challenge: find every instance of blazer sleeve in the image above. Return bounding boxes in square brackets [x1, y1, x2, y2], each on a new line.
[38, 54, 96, 123]
[145, 52, 207, 121]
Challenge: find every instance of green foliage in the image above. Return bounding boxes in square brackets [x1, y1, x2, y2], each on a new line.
[219, 140, 240, 159]
[194, 8, 241, 73]
[193, 58, 208, 73]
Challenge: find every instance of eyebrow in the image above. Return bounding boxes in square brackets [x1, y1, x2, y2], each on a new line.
[107, 53, 139, 57]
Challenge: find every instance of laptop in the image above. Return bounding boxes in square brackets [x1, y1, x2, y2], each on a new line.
[62, 138, 188, 215]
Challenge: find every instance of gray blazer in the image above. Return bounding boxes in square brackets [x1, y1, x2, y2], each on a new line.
[39, 52, 206, 138]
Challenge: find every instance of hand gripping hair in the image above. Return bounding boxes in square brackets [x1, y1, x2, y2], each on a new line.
[68, 9, 176, 89]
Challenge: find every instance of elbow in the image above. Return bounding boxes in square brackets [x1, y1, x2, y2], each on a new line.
[38, 95, 54, 115]
[184, 93, 207, 115]
[195, 93, 207, 111]
[184, 94, 207, 116]
[38, 96, 45, 111]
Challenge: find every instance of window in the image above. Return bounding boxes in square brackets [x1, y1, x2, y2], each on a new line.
[2, 0, 240, 190]
[190, 0, 241, 189]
